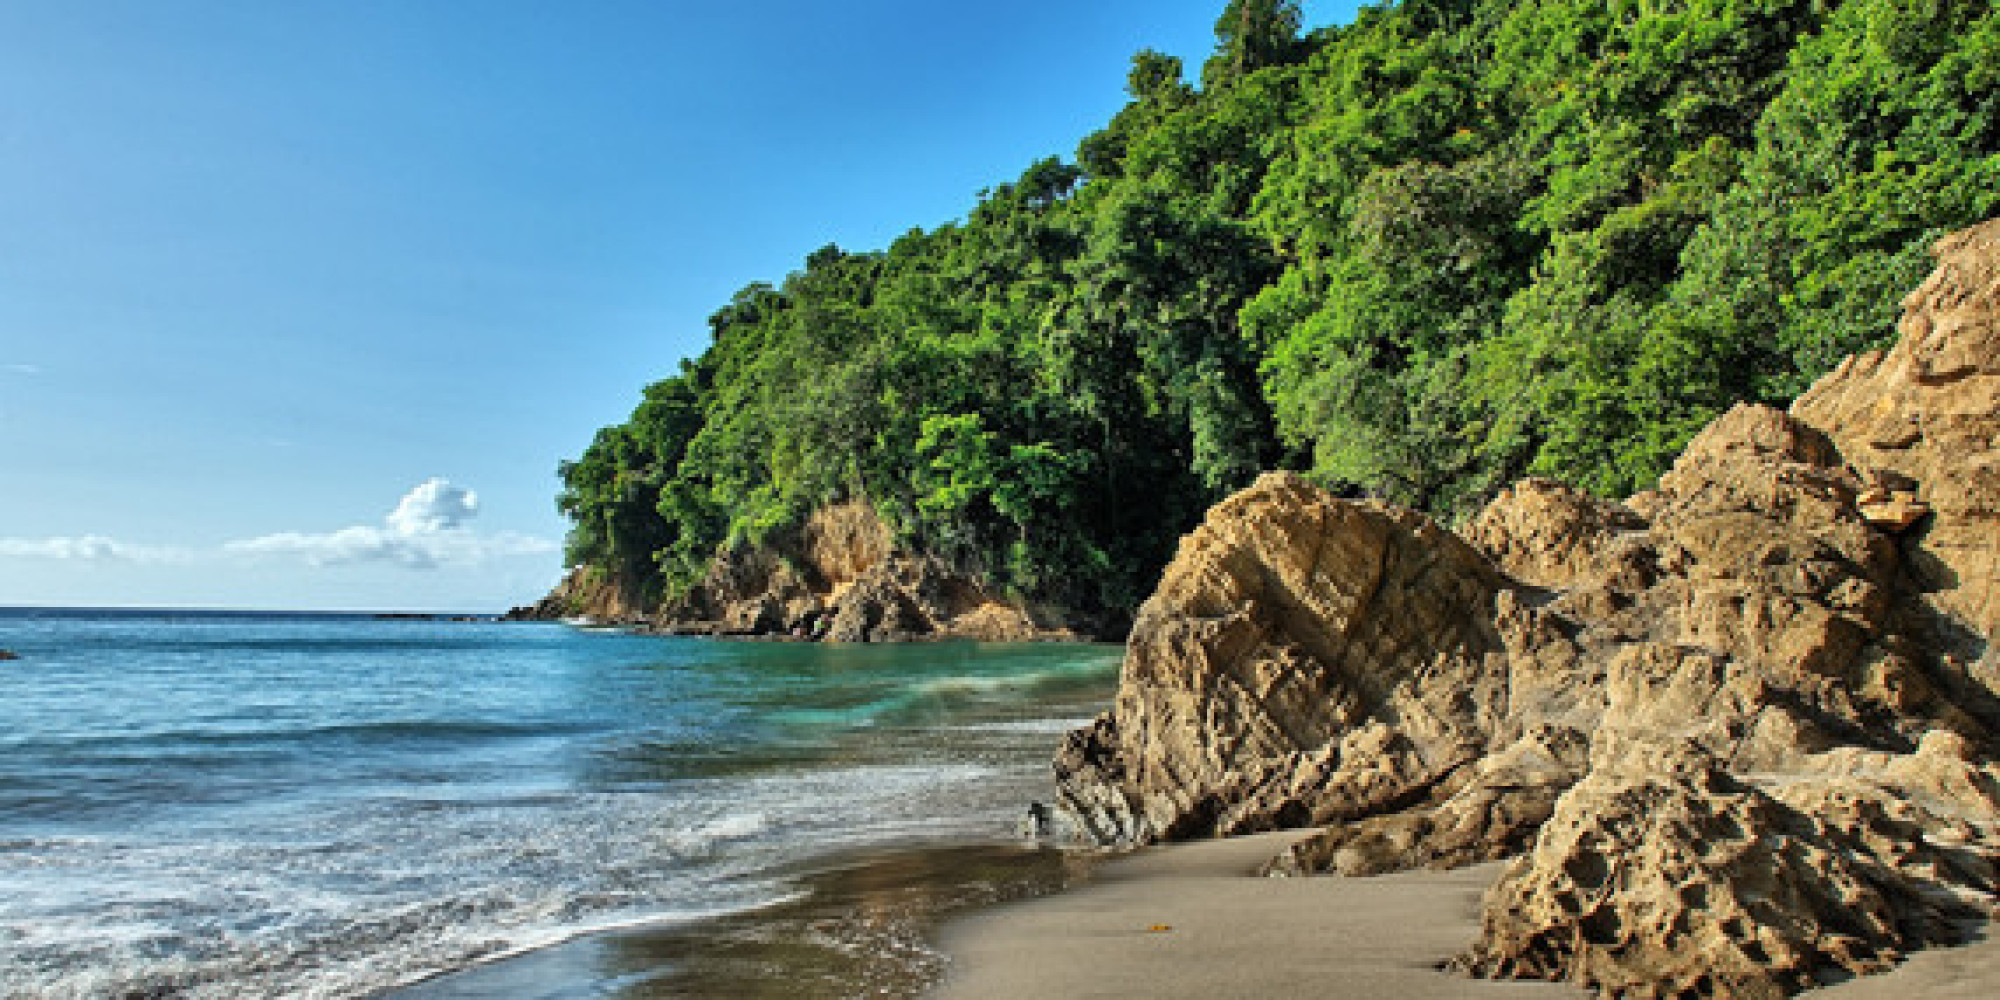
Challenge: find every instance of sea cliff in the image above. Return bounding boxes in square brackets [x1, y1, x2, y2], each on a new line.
[1051, 219, 2000, 997]
[510, 499, 1084, 641]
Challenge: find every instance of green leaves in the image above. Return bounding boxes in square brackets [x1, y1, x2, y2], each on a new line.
[554, 0, 2000, 629]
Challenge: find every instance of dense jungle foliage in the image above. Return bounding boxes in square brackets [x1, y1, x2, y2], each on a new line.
[556, 0, 2000, 628]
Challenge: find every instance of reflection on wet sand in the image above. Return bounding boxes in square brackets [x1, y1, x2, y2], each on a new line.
[388, 842, 1098, 1000]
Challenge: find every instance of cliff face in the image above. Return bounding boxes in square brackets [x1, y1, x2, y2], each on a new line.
[1053, 219, 2000, 997]
[518, 499, 1078, 642]
[667, 499, 1076, 641]
[504, 565, 655, 623]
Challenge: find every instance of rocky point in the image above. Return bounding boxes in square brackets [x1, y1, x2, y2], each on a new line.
[1053, 219, 2000, 997]
[514, 498, 1079, 642]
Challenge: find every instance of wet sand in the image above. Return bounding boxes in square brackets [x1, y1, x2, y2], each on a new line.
[382, 841, 1098, 1000]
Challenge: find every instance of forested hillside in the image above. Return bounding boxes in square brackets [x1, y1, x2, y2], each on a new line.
[554, 0, 1999, 631]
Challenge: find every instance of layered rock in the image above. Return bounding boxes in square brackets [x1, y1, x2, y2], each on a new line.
[520, 498, 1078, 642]
[1053, 219, 2000, 996]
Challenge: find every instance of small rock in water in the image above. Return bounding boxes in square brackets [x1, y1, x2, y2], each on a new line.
[0, 649, 18, 661]
[1015, 801, 1053, 840]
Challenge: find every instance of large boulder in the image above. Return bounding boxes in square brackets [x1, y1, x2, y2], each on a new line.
[1054, 473, 1521, 845]
[1053, 220, 2000, 997]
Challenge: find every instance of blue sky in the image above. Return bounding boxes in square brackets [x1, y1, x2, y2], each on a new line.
[0, 0, 1355, 611]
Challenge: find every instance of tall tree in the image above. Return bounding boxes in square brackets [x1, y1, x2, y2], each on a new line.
[1207, 0, 1303, 86]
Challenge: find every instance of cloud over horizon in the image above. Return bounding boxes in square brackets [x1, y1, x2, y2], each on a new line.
[226, 478, 556, 568]
[2, 479, 556, 570]
[0, 535, 190, 563]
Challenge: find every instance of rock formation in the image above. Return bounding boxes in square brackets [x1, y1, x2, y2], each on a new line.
[1053, 219, 2000, 996]
[514, 499, 1079, 642]
[503, 564, 655, 624]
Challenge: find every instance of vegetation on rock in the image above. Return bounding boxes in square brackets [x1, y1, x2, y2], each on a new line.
[553, 0, 1999, 632]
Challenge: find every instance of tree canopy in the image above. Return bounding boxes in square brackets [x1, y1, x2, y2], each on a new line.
[556, 0, 1999, 632]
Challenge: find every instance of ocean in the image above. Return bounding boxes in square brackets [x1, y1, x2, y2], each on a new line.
[0, 608, 1121, 999]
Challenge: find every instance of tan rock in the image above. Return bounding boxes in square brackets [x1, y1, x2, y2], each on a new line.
[1792, 219, 2000, 637]
[1054, 219, 2000, 998]
[1454, 737, 1996, 998]
[504, 565, 656, 623]
[663, 498, 1076, 642]
[1054, 472, 1519, 844]
[1463, 478, 1652, 591]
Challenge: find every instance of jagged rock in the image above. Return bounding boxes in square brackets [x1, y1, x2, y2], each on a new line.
[1463, 478, 1650, 591]
[1053, 219, 2000, 997]
[824, 569, 926, 643]
[1454, 735, 1998, 998]
[1792, 219, 2000, 638]
[1857, 487, 1930, 531]
[669, 500, 1081, 642]
[523, 497, 1080, 641]
[1262, 726, 1588, 878]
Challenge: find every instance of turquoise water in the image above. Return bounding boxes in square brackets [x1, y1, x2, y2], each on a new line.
[0, 609, 1120, 998]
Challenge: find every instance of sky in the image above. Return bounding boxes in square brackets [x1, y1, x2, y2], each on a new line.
[0, 0, 1356, 612]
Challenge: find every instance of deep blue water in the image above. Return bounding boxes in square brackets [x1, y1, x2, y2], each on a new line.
[0, 608, 1120, 999]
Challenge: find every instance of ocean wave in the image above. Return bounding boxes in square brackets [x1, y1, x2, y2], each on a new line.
[762, 656, 1117, 734]
[0, 613, 1090, 998]
[941, 716, 1098, 735]
[2, 718, 597, 756]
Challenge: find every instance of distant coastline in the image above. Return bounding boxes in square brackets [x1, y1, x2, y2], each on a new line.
[0, 605, 507, 619]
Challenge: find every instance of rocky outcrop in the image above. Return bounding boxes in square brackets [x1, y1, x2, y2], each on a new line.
[667, 499, 1078, 642]
[1052, 474, 1523, 845]
[1454, 732, 2000, 997]
[503, 565, 655, 623]
[1053, 219, 2000, 996]
[520, 498, 1080, 642]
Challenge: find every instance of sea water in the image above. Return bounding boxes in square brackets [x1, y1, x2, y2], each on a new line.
[0, 608, 1120, 999]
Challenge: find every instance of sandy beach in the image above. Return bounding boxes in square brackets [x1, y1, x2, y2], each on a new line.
[931, 832, 1579, 1000]
[930, 831, 2000, 1000]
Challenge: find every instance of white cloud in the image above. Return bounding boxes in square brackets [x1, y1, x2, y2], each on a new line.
[386, 478, 479, 535]
[0, 479, 556, 573]
[0, 534, 190, 563]
[1, 482, 556, 576]
[224, 478, 556, 569]
[3, 363, 41, 375]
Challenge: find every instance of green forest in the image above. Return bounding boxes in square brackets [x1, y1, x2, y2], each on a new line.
[555, 0, 1999, 632]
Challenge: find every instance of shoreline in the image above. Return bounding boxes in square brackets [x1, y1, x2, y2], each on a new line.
[365, 811, 2000, 999]
[378, 837, 1103, 1000]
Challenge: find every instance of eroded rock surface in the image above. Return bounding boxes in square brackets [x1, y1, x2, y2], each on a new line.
[520, 498, 1079, 642]
[670, 499, 1077, 642]
[1054, 219, 2000, 996]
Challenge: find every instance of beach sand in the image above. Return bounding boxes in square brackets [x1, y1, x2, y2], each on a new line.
[931, 831, 1579, 1000]
[930, 831, 2000, 1000]
[1807, 925, 2000, 998]
[376, 829, 2000, 999]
